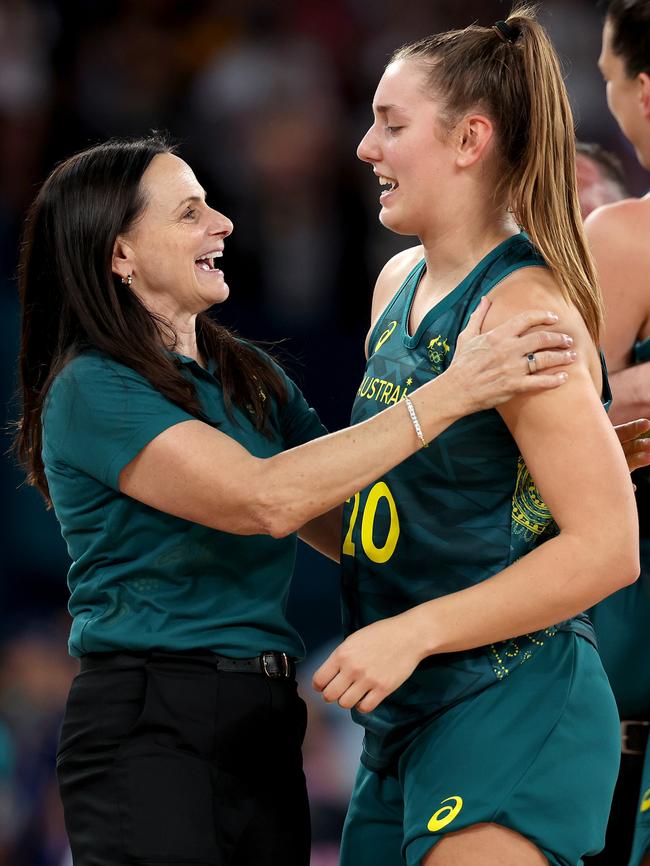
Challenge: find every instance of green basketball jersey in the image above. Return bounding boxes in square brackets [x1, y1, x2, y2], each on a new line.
[341, 233, 600, 770]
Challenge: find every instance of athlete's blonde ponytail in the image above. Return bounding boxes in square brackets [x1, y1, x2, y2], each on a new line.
[391, 4, 603, 344]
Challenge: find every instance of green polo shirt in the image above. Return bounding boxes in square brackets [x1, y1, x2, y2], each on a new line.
[41, 348, 327, 659]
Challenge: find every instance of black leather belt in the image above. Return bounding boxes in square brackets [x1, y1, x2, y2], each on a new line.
[80, 649, 295, 679]
[621, 720, 650, 755]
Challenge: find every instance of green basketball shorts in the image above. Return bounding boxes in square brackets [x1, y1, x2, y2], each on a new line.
[340, 631, 620, 866]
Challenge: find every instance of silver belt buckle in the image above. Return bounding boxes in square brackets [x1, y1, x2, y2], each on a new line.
[621, 720, 650, 755]
[261, 651, 290, 678]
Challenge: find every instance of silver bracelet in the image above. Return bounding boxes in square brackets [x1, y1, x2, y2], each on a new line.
[404, 395, 428, 449]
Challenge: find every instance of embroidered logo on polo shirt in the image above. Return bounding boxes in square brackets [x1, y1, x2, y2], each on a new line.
[427, 796, 463, 832]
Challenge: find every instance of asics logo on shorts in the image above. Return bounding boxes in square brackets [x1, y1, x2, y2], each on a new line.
[427, 796, 463, 832]
[641, 787, 650, 813]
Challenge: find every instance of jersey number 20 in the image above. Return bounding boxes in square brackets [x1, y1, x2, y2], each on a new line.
[342, 481, 400, 564]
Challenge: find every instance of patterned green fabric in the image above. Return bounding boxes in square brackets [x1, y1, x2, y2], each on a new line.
[340, 233, 600, 769]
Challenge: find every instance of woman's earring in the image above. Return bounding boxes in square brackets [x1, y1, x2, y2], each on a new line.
[121, 274, 133, 287]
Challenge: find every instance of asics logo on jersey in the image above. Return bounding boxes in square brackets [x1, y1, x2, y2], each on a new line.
[641, 787, 650, 813]
[427, 796, 463, 832]
[374, 320, 398, 353]
[427, 335, 450, 373]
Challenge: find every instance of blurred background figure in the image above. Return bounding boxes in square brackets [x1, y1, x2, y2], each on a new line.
[3, 1, 649, 863]
[582, 2, 650, 864]
[576, 140, 628, 219]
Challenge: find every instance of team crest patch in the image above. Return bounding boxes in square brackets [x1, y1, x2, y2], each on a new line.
[427, 335, 450, 373]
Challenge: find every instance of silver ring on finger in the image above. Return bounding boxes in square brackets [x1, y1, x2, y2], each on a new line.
[527, 352, 537, 375]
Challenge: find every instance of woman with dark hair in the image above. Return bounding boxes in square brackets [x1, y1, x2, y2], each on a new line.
[13, 135, 575, 865]
[584, 2, 650, 864]
[311, 6, 643, 866]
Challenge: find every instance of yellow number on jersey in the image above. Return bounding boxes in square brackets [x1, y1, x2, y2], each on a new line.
[342, 481, 400, 564]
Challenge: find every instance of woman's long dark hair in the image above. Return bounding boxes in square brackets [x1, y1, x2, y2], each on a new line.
[14, 135, 287, 506]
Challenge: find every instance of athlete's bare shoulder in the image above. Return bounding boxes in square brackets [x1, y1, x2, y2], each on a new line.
[365, 245, 423, 357]
[585, 195, 650, 260]
[585, 195, 650, 354]
[482, 265, 602, 389]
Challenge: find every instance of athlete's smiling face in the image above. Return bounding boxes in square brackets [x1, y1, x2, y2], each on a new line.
[357, 59, 458, 237]
[112, 153, 234, 316]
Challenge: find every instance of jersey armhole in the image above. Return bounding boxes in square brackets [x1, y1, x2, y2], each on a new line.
[459, 260, 548, 330]
[366, 259, 426, 356]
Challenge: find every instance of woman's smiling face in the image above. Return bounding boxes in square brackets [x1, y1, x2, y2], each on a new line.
[356, 59, 458, 238]
[114, 153, 234, 315]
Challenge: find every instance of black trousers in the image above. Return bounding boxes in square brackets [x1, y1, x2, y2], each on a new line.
[56, 651, 310, 866]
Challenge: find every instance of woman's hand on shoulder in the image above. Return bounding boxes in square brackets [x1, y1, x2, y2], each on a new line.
[445, 284, 577, 415]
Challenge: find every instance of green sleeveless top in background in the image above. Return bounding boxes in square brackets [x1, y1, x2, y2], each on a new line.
[341, 233, 603, 770]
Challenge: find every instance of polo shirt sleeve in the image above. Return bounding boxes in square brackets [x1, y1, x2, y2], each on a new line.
[273, 364, 329, 449]
[241, 342, 329, 448]
[43, 354, 197, 490]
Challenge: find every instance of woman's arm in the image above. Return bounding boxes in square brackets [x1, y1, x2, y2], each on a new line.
[120, 302, 573, 538]
[608, 365, 650, 424]
[313, 271, 639, 712]
[297, 419, 650, 564]
[298, 507, 343, 563]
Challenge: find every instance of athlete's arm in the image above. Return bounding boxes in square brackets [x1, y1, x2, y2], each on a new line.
[298, 506, 343, 563]
[313, 270, 638, 713]
[586, 198, 650, 423]
[120, 303, 571, 538]
[608, 364, 650, 424]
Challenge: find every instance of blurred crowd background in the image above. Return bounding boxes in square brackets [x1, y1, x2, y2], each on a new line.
[0, 0, 647, 863]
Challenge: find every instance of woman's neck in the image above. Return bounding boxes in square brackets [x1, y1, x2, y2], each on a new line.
[419, 210, 519, 292]
[173, 328, 202, 365]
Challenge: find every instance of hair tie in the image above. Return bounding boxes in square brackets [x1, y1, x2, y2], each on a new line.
[492, 20, 519, 43]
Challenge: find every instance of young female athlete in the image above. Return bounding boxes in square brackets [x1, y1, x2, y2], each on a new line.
[313, 7, 640, 865]
[584, 2, 650, 864]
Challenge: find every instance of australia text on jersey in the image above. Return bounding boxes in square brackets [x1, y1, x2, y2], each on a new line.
[357, 376, 414, 405]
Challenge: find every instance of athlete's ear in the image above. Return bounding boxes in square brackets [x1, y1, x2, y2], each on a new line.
[454, 114, 494, 168]
[639, 72, 650, 120]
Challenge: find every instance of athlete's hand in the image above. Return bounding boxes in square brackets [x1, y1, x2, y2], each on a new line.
[447, 298, 575, 414]
[615, 418, 650, 475]
[312, 614, 421, 713]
